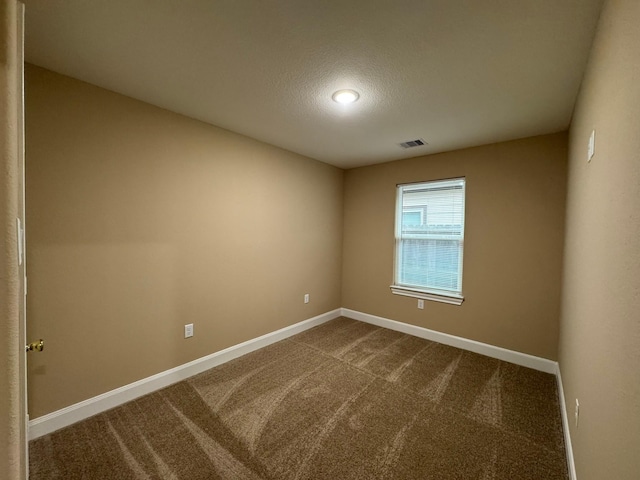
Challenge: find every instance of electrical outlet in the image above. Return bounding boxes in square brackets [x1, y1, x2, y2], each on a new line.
[184, 323, 194, 338]
[304, 293, 310, 304]
[575, 399, 580, 428]
[417, 299, 424, 309]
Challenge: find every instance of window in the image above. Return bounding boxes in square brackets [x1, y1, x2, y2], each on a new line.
[391, 177, 465, 305]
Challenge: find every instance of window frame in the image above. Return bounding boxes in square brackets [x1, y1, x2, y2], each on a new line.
[390, 177, 466, 306]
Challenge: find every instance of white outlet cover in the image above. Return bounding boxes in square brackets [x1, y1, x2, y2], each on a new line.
[417, 299, 424, 309]
[588, 130, 595, 161]
[185, 324, 194, 338]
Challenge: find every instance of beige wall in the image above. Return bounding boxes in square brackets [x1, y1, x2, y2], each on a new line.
[1, 1, 25, 479]
[25, 65, 344, 418]
[559, 0, 640, 478]
[20, 3, 640, 477]
[342, 133, 567, 360]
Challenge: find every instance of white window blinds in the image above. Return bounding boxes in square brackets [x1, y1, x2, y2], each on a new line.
[392, 178, 465, 303]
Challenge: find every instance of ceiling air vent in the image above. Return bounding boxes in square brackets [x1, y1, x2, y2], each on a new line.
[399, 138, 427, 149]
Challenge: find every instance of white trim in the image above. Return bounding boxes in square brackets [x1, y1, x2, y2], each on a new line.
[341, 308, 557, 374]
[28, 309, 341, 440]
[556, 364, 577, 480]
[390, 285, 464, 305]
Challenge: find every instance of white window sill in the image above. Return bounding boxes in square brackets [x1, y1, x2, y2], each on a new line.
[390, 285, 464, 306]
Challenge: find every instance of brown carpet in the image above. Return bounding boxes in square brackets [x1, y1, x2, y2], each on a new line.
[29, 317, 568, 479]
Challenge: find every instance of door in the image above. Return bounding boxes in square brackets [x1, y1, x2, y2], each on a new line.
[16, 2, 28, 478]
[1, 2, 27, 479]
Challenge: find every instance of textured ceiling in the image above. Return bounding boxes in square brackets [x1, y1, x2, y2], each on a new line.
[23, 0, 604, 169]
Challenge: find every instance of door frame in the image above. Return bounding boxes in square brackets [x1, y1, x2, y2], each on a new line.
[17, 1, 27, 478]
[1, 1, 27, 479]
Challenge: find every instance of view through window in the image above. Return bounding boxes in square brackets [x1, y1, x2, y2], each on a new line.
[392, 177, 466, 304]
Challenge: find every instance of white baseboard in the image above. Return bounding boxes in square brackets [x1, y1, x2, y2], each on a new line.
[555, 364, 577, 480]
[341, 308, 558, 374]
[28, 308, 341, 440]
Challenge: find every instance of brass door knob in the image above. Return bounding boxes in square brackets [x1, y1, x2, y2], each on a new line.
[26, 339, 44, 352]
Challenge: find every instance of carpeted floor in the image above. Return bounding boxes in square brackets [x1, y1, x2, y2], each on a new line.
[29, 317, 568, 479]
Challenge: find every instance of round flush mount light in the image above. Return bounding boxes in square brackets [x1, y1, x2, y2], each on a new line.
[332, 89, 360, 104]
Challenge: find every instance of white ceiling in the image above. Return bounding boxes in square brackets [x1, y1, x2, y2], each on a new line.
[24, 0, 604, 169]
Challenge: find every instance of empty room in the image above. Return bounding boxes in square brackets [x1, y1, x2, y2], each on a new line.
[1, 0, 639, 479]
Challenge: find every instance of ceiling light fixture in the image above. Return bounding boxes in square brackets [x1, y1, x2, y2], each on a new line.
[332, 89, 360, 104]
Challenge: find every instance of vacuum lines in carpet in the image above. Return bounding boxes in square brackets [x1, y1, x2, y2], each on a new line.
[29, 317, 568, 479]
